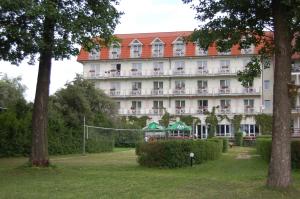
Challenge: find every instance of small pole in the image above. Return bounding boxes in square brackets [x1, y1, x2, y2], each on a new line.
[83, 116, 86, 155]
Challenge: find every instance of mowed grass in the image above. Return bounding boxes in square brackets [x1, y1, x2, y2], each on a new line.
[0, 147, 299, 199]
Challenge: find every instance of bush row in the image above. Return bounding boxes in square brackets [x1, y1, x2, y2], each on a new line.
[136, 139, 223, 168]
[256, 138, 300, 169]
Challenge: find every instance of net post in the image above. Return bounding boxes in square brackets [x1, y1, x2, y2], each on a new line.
[83, 116, 86, 155]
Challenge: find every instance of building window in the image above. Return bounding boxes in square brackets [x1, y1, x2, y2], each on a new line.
[131, 63, 142, 76]
[264, 80, 270, 90]
[110, 82, 120, 96]
[152, 81, 163, 95]
[220, 99, 231, 113]
[264, 100, 271, 109]
[174, 80, 185, 94]
[244, 99, 254, 113]
[131, 82, 142, 95]
[216, 125, 232, 137]
[197, 100, 208, 114]
[130, 39, 142, 58]
[197, 80, 208, 94]
[108, 63, 121, 76]
[173, 37, 185, 56]
[153, 62, 164, 75]
[89, 46, 100, 60]
[197, 61, 208, 73]
[131, 101, 142, 114]
[220, 79, 231, 93]
[152, 38, 164, 57]
[153, 101, 164, 114]
[220, 60, 230, 73]
[174, 61, 185, 74]
[241, 44, 255, 54]
[195, 44, 208, 56]
[240, 124, 259, 136]
[175, 100, 185, 114]
[89, 64, 100, 77]
[109, 43, 121, 59]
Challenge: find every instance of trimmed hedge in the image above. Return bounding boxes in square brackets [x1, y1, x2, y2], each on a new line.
[136, 139, 223, 168]
[211, 137, 229, 152]
[256, 138, 300, 169]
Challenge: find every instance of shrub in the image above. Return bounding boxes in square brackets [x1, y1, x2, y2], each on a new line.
[256, 135, 272, 139]
[256, 138, 300, 169]
[86, 137, 114, 153]
[209, 137, 228, 153]
[235, 132, 243, 146]
[242, 139, 256, 147]
[136, 140, 222, 168]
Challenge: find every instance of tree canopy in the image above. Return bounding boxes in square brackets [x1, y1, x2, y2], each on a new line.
[183, 0, 300, 188]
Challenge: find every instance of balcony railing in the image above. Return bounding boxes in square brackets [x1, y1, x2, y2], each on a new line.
[130, 89, 141, 95]
[131, 71, 142, 76]
[109, 90, 120, 96]
[220, 107, 231, 114]
[244, 107, 255, 114]
[152, 70, 164, 76]
[175, 108, 186, 114]
[151, 89, 164, 95]
[173, 70, 185, 75]
[173, 89, 185, 94]
[130, 109, 141, 114]
[197, 107, 208, 114]
[197, 69, 209, 74]
[219, 88, 231, 94]
[197, 88, 208, 94]
[292, 106, 300, 113]
[218, 68, 231, 74]
[152, 108, 164, 115]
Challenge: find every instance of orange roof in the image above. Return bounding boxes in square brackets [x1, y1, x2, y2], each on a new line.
[77, 31, 271, 61]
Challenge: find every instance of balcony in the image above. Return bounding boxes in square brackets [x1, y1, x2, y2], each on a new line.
[218, 68, 231, 74]
[173, 89, 185, 95]
[220, 107, 231, 114]
[174, 49, 184, 56]
[197, 69, 209, 74]
[244, 107, 255, 114]
[173, 69, 185, 75]
[108, 70, 120, 77]
[292, 106, 300, 114]
[197, 107, 208, 114]
[152, 108, 164, 115]
[130, 69, 142, 76]
[219, 88, 231, 94]
[291, 128, 300, 137]
[109, 89, 120, 96]
[175, 108, 186, 114]
[151, 89, 164, 95]
[197, 88, 208, 94]
[110, 52, 120, 59]
[130, 109, 141, 115]
[130, 89, 141, 95]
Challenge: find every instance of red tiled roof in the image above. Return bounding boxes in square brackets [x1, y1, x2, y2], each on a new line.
[77, 31, 273, 61]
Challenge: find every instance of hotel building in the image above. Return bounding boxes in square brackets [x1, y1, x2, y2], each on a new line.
[77, 31, 300, 138]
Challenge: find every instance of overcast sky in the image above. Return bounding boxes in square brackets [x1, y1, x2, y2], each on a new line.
[0, 0, 199, 102]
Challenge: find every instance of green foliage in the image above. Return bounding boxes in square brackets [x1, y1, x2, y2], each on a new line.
[0, 0, 122, 64]
[114, 130, 143, 148]
[256, 138, 300, 169]
[136, 140, 222, 168]
[211, 137, 229, 153]
[232, 115, 243, 135]
[47, 75, 117, 154]
[0, 75, 32, 157]
[255, 114, 273, 134]
[205, 107, 218, 138]
[160, 110, 171, 127]
[180, 115, 200, 126]
[235, 132, 243, 146]
[237, 57, 262, 87]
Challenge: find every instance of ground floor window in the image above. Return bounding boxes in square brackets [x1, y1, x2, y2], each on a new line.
[197, 125, 207, 139]
[240, 124, 259, 137]
[216, 125, 232, 137]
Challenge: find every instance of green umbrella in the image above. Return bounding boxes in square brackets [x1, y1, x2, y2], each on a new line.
[143, 122, 165, 132]
[167, 121, 192, 131]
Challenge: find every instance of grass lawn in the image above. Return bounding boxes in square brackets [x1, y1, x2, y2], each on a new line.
[0, 147, 299, 199]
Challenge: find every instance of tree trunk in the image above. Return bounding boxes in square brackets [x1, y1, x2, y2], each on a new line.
[267, 0, 292, 188]
[30, 15, 55, 167]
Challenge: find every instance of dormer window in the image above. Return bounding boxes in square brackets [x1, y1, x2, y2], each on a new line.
[218, 49, 231, 55]
[173, 37, 185, 56]
[195, 44, 208, 56]
[89, 45, 100, 60]
[151, 38, 164, 57]
[241, 44, 255, 54]
[109, 43, 121, 59]
[130, 39, 142, 58]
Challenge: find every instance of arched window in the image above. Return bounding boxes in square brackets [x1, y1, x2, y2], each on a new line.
[109, 42, 121, 59]
[130, 39, 142, 58]
[172, 37, 185, 56]
[151, 38, 164, 57]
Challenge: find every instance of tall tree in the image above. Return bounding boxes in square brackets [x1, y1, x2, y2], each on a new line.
[0, 0, 121, 166]
[183, 0, 300, 188]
